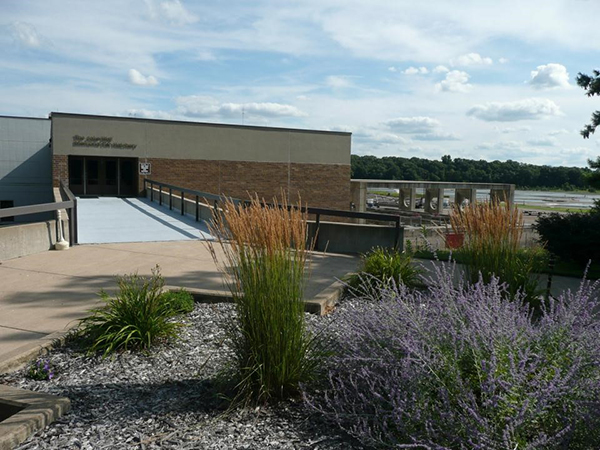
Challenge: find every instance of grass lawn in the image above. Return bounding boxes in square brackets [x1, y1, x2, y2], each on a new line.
[413, 249, 600, 280]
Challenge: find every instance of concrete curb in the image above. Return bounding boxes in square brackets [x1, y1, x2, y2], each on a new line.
[165, 278, 347, 316]
[0, 384, 70, 450]
[0, 328, 76, 376]
[0, 278, 349, 375]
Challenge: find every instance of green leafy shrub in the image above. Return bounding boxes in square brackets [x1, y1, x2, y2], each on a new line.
[208, 194, 320, 403]
[534, 208, 600, 266]
[161, 289, 195, 315]
[346, 247, 421, 291]
[80, 267, 182, 356]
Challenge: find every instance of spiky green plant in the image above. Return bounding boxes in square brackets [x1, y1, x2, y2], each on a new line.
[207, 194, 320, 403]
[346, 247, 421, 292]
[80, 267, 182, 356]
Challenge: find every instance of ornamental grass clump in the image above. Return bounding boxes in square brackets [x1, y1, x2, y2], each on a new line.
[305, 265, 600, 449]
[80, 267, 183, 356]
[450, 200, 543, 306]
[346, 246, 421, 293]
[208, 194, 319, 403]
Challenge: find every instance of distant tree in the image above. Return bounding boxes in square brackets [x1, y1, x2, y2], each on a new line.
[577, 69, 600, 188]
[577, 70, 600, 138]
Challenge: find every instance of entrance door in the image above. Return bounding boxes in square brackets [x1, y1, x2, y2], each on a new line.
[68, 156, 138, 197]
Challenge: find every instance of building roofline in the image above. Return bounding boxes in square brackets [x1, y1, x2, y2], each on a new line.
[0, 115, 50, 121]
[49, 112, 352, 136]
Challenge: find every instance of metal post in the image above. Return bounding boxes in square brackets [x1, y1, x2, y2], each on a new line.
[169, 188, 172, 210]
[195, 195, 199, 221]
[72, 197, 78, 245]
[546, 254, 556, 300]
[314, 213, 321, 251]
[159, 186, 162, 206]
[394, 217, 401, 250]
[181, 191, 185, 215]
[150, 182, 153, 202]
[67, 208, 74, 247]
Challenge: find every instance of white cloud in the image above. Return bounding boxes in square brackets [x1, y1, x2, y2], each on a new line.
[354, 130, 412, 145]
[548, 128, 570, 136]
[326, 75, 353, 88]
[450, 53, 493, 67]
[495, 125, 532, 133]
[10, 22, 41, 47]
[146, 0, 197, 25]
[175, 95, 306, 118]
[433, 65, 449, 73]
[499, 57, 509, 64]
[128, 69, 159, 86]
[467, 98, 562, 122]
[403, 66, 429, 75]
[413, 131, 461, 141]
[435, 70, 471, 93]
[529, 63, 570, 89]
[388, 66, 398, 72]
[383, 116, 440, 133]
[127, 109, 175, 120]
[527, 137, 559, 146]
[195, 50, 217, 61]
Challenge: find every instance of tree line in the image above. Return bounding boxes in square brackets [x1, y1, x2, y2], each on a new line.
[351, 154, 596, 191]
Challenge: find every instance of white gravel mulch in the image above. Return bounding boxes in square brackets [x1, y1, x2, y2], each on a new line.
[0, 303, 360, 450]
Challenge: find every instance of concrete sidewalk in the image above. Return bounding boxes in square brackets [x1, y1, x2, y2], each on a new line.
[0, 241, 359, 372]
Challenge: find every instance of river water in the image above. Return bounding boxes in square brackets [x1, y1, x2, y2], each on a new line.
[511, 191, 599, 209]
[474, 190, 599, 209]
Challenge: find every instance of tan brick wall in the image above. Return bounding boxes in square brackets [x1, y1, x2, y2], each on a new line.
[52, 154, 68, 187]
[54, 154, 351, 210]
[142, 158, 351, 210]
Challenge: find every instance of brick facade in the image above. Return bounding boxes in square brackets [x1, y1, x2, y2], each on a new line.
[52, 155, 68, 187]
[141, 158, 351, 210]
[53, 155, 351, 211]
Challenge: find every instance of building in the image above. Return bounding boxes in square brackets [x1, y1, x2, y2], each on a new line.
[0, 116, 52, 223]
[0, 113, 352, 223]
[50, 113, 352, 210]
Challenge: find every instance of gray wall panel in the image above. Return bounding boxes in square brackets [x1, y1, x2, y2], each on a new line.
[0, 116, 52, 222]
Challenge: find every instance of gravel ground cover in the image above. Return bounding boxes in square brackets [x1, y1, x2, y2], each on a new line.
[0, 303, 359, 450]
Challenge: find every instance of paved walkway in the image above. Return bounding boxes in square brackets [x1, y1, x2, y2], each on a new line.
[77, 197, 212, 244]
[0, 241, 359, 372]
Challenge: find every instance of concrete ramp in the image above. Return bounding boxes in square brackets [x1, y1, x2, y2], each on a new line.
[77, 197, 212, 244]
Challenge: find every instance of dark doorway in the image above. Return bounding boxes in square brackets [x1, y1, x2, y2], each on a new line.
[68, 156, 138, 197]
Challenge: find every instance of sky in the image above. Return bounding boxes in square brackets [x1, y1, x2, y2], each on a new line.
[1, 0, 600, 167]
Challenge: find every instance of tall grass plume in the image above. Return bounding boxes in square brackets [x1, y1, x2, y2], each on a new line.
[450, 199, 543, 306]
[207, 194, 320, 403]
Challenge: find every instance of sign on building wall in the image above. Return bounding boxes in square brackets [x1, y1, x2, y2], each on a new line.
[139, 162, 151, 175]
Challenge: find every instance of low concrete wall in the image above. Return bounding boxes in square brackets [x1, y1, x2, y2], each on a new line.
[147, 188, 403, 255]
[0, 218, 69, 261]
[309, 221, 402, 254]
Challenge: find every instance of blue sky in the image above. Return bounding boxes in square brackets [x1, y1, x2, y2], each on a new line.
[1, 0, 599, 167]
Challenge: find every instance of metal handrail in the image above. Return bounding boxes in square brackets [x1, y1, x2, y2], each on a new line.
[144, 178, 404, 249]
[0, 182, 78, 247]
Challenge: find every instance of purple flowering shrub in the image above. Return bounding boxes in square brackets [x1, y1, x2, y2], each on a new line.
[305, 264, 600, 449]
